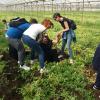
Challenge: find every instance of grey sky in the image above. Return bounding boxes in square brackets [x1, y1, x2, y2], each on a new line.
[0, 0, 80, 4]
[0, 0, 99, 4]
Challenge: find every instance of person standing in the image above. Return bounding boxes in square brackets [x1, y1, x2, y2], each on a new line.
[22, 19, 53, 73]
[53, 13, 76, 64]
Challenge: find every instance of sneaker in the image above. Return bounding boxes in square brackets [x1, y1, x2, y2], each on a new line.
[40, 67, 48, 74]
[69, 59, 74, 64]
[20, 65, 30, 71]
[58, 54, 63, 59]
[93, 85, 100, 90]
[17, 61, 20, 64]
[40, 68, 44, 74]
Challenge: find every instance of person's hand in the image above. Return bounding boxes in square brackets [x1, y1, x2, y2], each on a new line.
[52, 39, 58, 45]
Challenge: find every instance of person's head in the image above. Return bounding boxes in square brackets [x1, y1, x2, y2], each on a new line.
[2, 19, 7, 24]
[42, 19, 53, 29]
[42, 35, 49, 44]
[29, 18, 38, 24]
[53, 12, 61, 21]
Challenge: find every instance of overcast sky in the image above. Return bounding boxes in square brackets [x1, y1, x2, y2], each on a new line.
[0, 0, 82, 4]
[0, 0, 99, 4]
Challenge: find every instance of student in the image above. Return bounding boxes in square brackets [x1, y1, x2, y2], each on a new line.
[53, 12, 76, 64]
[29, 18, 38, 24]
[6, 18, 31, 70]
[2, 19, 18, 60]
[39, 35, 59, 62]
[2, 19, 9, 31]
[92, 44, 100, 90]
[2, 19, 9, 37]
[22, 19, 53, 74]
[8, 18, 38, 63]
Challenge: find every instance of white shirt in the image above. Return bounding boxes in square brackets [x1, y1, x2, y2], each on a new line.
[23, 24, 46, 40]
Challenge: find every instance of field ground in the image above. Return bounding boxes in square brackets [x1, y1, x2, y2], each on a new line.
[0, 11, 100, 100]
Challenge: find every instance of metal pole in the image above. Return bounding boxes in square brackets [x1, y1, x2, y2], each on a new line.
[52, 0, 54, 14]
[82, 0, 84, 23]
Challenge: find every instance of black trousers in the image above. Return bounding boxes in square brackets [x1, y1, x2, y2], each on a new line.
[92, 44, 100, 87]
[9, 44, 18, 60]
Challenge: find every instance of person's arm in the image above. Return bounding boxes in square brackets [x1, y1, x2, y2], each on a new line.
[52, 32, 61, 44]
[52, 21, 69, 44]
[57, 21, 69, 35]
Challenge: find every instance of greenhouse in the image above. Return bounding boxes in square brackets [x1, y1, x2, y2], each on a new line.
[0, 0, 100, 100]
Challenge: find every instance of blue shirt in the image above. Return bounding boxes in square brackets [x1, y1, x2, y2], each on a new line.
[6, 23, 30, 39]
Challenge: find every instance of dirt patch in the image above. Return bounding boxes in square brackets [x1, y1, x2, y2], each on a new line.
[84, 64, 96, 82]
[0, 52, 23, 100]
[84, 64, 100, 99]
[33, 70, 41, 77]
[0, 52, 48, 99]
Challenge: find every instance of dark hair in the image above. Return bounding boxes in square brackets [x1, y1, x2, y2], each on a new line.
[9, 17, 28, 27]
[29, 18, 38, 24]
[2, 19, 7, 23]
[53, 12, 61, 20]
[10, 17, 20, 21]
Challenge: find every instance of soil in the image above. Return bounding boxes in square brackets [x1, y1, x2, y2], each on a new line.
[84, 64, 100, 100]
[1, 52, 100, 99]
[0, 52, 45, 100]
[0, 52, 23, 100]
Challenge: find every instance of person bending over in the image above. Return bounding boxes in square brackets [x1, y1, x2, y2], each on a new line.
[22, 19, 53, 74]
[6, 18, 31, 70]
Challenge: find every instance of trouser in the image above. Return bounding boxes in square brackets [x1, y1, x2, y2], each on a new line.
[92, 44, 100, 87]
[95, 71, 100, 87]
[61, 30, 73, 59]
[22, 35, 45, 68]
[9, 44, 18, 60]
[8, 38, 25, 66]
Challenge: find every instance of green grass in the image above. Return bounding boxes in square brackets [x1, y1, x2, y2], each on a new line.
[0, 11, 100, 99]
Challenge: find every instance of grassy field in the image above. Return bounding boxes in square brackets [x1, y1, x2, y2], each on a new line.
[0, 11, 100, 100]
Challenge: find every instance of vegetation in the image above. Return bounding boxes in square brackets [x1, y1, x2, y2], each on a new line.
[0, 11, 100, 100]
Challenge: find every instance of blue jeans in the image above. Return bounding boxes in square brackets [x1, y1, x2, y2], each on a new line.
[61, 29, 75, 59]
[22, 35, 45, 68]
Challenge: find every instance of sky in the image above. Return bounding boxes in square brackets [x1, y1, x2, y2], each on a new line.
[0, 0, 99, 4]
[0, 0, 80, 4]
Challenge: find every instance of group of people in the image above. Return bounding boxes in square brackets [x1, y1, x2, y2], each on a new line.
[2, 12, 100, 90]
[2, 13, 76, 73]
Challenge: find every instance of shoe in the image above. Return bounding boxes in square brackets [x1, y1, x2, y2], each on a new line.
[20, 65, 30, 71]
[40, 68, 44, 74]
[17, 61, 20, 64]
[30, 60, 34, 64]
[0, 55, 3, 59]
[58, 54, 63, 59]
[40, 67, 48, 74]
[69, 59, 74, 64]
[93, 85, 100, 90]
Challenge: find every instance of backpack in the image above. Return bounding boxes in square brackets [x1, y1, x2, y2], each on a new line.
[9, 17, 28, 27]
[66, 18, 77, 30]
